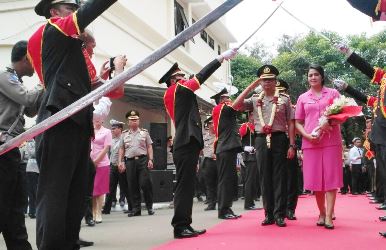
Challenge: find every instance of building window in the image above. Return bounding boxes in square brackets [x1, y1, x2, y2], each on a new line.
[218, 45, 221, 55]
[208, 35, 214, 50]
[174, 1, 189, 36]
[200, 30, 207, 42]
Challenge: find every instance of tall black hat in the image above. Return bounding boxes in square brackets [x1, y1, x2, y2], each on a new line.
[35, 0, 80, 17]
[158, 63, 185, 87]
[347, 0, 384, 21]
[210, 88, 229, 105]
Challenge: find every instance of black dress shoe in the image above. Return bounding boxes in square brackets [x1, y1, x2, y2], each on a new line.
[101, 210, 110, 214]
[204, 205, 216, 211]
[128, 211, 141, 217]
[370, 200, 383, 204]
[148, 209, 155, 215]
[86, 218, 95, 227]
[229, 209, 242, 218]
[218, 213, 238, 219]
[377, 204, 386, 210]
[261, 217, 275, 226]
[77, 239, 94, 248]
[187, 226, 206, 235]
[286, 211, 297, 220]
[275, 218, 287, 227]
[174, 228, 198, 239]
[379, 216, 386, 221]
[245, 206, 259, 210]
[379, 232, 386, 237]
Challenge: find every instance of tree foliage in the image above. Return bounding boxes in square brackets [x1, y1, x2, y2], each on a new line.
[231, 30, 386, 144]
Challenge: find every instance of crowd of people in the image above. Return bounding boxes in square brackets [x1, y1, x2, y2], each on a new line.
[0, 0, 386, 249]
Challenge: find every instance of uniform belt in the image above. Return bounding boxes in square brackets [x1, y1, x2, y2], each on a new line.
[125, 155, 147, 161]
[255, 131, 286, 137]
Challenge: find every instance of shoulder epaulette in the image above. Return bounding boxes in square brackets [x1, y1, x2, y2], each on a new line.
[140, 128, 148, 132]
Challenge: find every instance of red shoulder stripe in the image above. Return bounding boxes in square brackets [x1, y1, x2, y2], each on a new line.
[178, 77, 200, 92]
[164, 85, 177, 124]
[48, 13, 80, 37]
[212, 103, 224, 152]
[28, 24, 46, 85]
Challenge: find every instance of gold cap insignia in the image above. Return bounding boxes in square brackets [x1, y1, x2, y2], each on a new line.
[263, 67, 271, 74]
[131, 111, 136, 115]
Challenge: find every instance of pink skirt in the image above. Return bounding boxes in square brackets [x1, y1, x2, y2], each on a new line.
[93, 165, 110, 196]
[302, 145, 343, 191]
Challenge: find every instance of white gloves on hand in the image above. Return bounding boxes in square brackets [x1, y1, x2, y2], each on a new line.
[332, 79, 348, 91]
[334, 43, 352, 57]
[220, 48, 238, 61]
[244, 146, 255, 153]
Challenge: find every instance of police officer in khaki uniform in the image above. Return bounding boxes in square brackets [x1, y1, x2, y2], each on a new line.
[118, 110, 155, 216]
[233, 65, 295, 227]
[201, 117, 217, 211]
[0, 40, 43, 250]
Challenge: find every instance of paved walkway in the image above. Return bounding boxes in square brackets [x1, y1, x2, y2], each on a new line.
[0, 199, 258, 250]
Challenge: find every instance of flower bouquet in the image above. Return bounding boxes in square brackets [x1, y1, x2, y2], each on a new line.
[311, 95, 363, 137]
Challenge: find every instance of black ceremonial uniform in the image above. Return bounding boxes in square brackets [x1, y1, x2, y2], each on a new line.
[162, 59, 222, 233]
[28, 1, 117, 249]
[343, 52, 386, 206]
[212, 102, 242, 218]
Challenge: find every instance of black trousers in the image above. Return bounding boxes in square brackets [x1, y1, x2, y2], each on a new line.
[375, 150, 384, 201]
[375, 144, 386, 203]
[202, 157, 217, 206]
[367, 163, 376, 192]
[351, 164, 363, 193]
[287, 155, 299, 213]
[36, 119, 90, 250]
[256, 133, 288, 219]
[171, 140, 201, 230]
[26, 172, 39, 216]
[104, 164, 130, 213]
[342, 165, 351, 193]
[244, 160, 258, 208]
[216, 149, 238, 215]
[84, 160, 95, 222]
[125, 156, 153, 212]
[0, 147, 32, 250]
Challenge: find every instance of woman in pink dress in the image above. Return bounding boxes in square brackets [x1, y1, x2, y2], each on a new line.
[91, 98, 112, 223]
[295, 64, 343, 229]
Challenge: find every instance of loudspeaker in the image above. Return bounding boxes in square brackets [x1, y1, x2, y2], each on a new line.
[151, 170, 174, 202]
[150, 123, 167, 170]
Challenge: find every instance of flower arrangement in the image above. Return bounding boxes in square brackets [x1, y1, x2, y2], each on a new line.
[311, 96, 362, 137]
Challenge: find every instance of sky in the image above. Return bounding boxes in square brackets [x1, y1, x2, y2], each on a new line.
[226, 0, 386, 53]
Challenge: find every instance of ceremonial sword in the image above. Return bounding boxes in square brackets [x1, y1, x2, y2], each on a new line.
[0, 0, 243, 156]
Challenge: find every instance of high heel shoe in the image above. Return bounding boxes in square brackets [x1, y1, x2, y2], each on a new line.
[316, 215, 325, 226]
[324, 223, 334, 229]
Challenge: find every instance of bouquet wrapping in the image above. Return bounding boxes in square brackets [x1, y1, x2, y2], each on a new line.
[311, 96, 363, 137]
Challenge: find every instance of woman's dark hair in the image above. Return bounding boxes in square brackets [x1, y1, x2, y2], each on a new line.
[307, 64, 325, 86]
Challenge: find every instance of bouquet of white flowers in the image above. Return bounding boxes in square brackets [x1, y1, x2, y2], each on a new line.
[311, 95, 362, 137]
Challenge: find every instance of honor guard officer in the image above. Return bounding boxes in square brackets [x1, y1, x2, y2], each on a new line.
[118, 110, 155, 217]
[233, 65, 295, 227]
[28, 0, 118, 249]
[334, 47, 386, 211]
[0, 41, 43, 250]
[239, 115, 261, 210]
[211, 88, 243, 219]
[202, 117, 218, 211]
[160, 48, 237, 238]
[277, 79, 299, 220]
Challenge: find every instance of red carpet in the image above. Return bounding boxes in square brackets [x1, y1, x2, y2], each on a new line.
[153, 194, 386, 250]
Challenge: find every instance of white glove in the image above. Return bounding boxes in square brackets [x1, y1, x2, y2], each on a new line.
[334, 43, 352, 56]
[332, 79, 348, 91]
[244, 146, 255, 153]
[220, 48, 238, 61]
